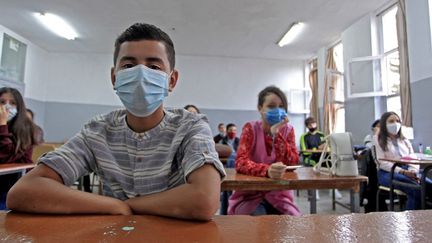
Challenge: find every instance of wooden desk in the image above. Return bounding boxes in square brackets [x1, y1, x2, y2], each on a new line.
[380, 158, 432, 210]
[0, 163, 35, 176]
[222, 167, 368, 213]
[1, 211, 431, 242]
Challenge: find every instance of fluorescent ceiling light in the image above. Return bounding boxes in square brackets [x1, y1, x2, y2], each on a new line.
[277, 22, 304, 47]
[34, 13, 78, 40]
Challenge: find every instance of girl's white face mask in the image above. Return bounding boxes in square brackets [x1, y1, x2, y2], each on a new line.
[386, 122, 401, 135]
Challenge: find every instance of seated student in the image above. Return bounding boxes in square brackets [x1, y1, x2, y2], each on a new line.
[184, 104, 200, 114]
[228, 86, 301, 216]
[7, 23, 225, 221]
[213, 123, 226, 144]
[299, 117, 325, 166]
[374, 111, 432, 210]
[26, 109, 44, 145]
[220, 123, 239, 152]
[0, 87, 35, 210]
[364, 119, 380, 148]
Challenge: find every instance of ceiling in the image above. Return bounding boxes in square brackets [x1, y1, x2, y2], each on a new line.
[0, 0, 390, 60]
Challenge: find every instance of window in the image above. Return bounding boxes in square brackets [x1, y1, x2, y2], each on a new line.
[346, 5, 400, 106]
[379, 5, 401, 116]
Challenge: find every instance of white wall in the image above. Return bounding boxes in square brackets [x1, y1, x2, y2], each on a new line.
[44, 52, 305, 110]
[406, 0, 432, 82]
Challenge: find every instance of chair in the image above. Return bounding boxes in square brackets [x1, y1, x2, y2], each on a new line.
[31, 144, 56, 162]
[215, 144, 233, 165]
[371, 145, 407, 211]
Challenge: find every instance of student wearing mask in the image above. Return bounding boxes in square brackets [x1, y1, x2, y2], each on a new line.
[221, 123, 239, 152]
[228, 86, 301, 216]
[7, 23, 225, 221]
[364, 119, 380, 148]
[0, 87, 35, 210]
[213, 123, 226, 144]
[300, 117, 325, 166]
[374, 111, 432, 210]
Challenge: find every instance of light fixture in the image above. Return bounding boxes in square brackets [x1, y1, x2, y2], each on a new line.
[34, 13, 78, 40]
[277, 22, 304, 47]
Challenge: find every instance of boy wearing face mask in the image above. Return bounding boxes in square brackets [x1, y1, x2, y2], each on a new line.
[221, 123, 239, 152]
[300, 117, 325, 166]
[7, 23, 226, 221]
[374, 111, 432, 210]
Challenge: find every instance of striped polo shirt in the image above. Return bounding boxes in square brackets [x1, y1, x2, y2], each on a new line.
[40, 108, 226, 200]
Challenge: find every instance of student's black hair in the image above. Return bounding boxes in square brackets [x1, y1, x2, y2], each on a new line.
[218, 123, 225, 128]
[257, 86, 288, 112]
[226, 123, 236, 131]
[0, 87, 35, 154]
[305, 117, 316, 126]
[114, 23, 175, 70]
[378, 111, 404, 151]
[371, 119, 380, 129]
[184, 104, 200, 114]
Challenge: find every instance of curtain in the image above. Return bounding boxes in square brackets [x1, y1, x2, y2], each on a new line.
[308, 59, 319, 127]
[323, 47, 337, 135]
[396, 0, 412, 126]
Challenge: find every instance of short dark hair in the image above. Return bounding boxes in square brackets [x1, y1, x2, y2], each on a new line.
[218, 123, 225, 128]
[257, 86, 288, 112]
[114, 23, 175, 70]
[226, 123, 236, 131]
[305, 117, 316, 126]
[371, 119, 380, 129]
[184, 104, 200, 113]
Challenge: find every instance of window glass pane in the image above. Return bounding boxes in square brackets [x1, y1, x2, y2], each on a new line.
[334, 107, 345, 133]
[333, 43, 344, 72]
[383, 51, 400, 95]
[381, 6, 398, 53]
[387, 95, 401, 118]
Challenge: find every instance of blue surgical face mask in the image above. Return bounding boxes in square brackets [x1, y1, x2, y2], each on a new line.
[265, 108, 287, 126]
[5, 104, 17, 122]
[114, 64, 170, 117]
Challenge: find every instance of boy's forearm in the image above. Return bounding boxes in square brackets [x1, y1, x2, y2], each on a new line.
[126, 164, 222, 221]
[7, 176, 131, 215]
[125, 183, 219, 221]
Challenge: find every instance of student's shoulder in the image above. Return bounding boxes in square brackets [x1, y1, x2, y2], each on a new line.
[165, 108, 209, 126]
[82, 109, 126, 132]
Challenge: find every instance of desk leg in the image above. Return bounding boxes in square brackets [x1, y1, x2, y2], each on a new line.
[350, 189, 360, 213]
[308, 189, 317, 214]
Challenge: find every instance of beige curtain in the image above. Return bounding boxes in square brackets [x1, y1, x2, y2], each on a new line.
[397, 0, 412, 126]
[323, 48, 337, 135]
[308, 59, 319, 127]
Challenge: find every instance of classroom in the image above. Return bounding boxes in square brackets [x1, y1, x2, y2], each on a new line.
[1, 0, 431, 242]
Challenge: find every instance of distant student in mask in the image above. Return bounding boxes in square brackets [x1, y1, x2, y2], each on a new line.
[7, 23, 225, 221]
[374, 111, 432, 210]
[299, 117, 325, 166]
[0, 87, 35, 210]
[221, 123, 239, 152]
[228, 86, 301, 216]
[213, 123, 226, 144]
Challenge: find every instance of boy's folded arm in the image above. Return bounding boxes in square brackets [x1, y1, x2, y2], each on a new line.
[6, 164, 132, 215]
[125, 164, 221, 221]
